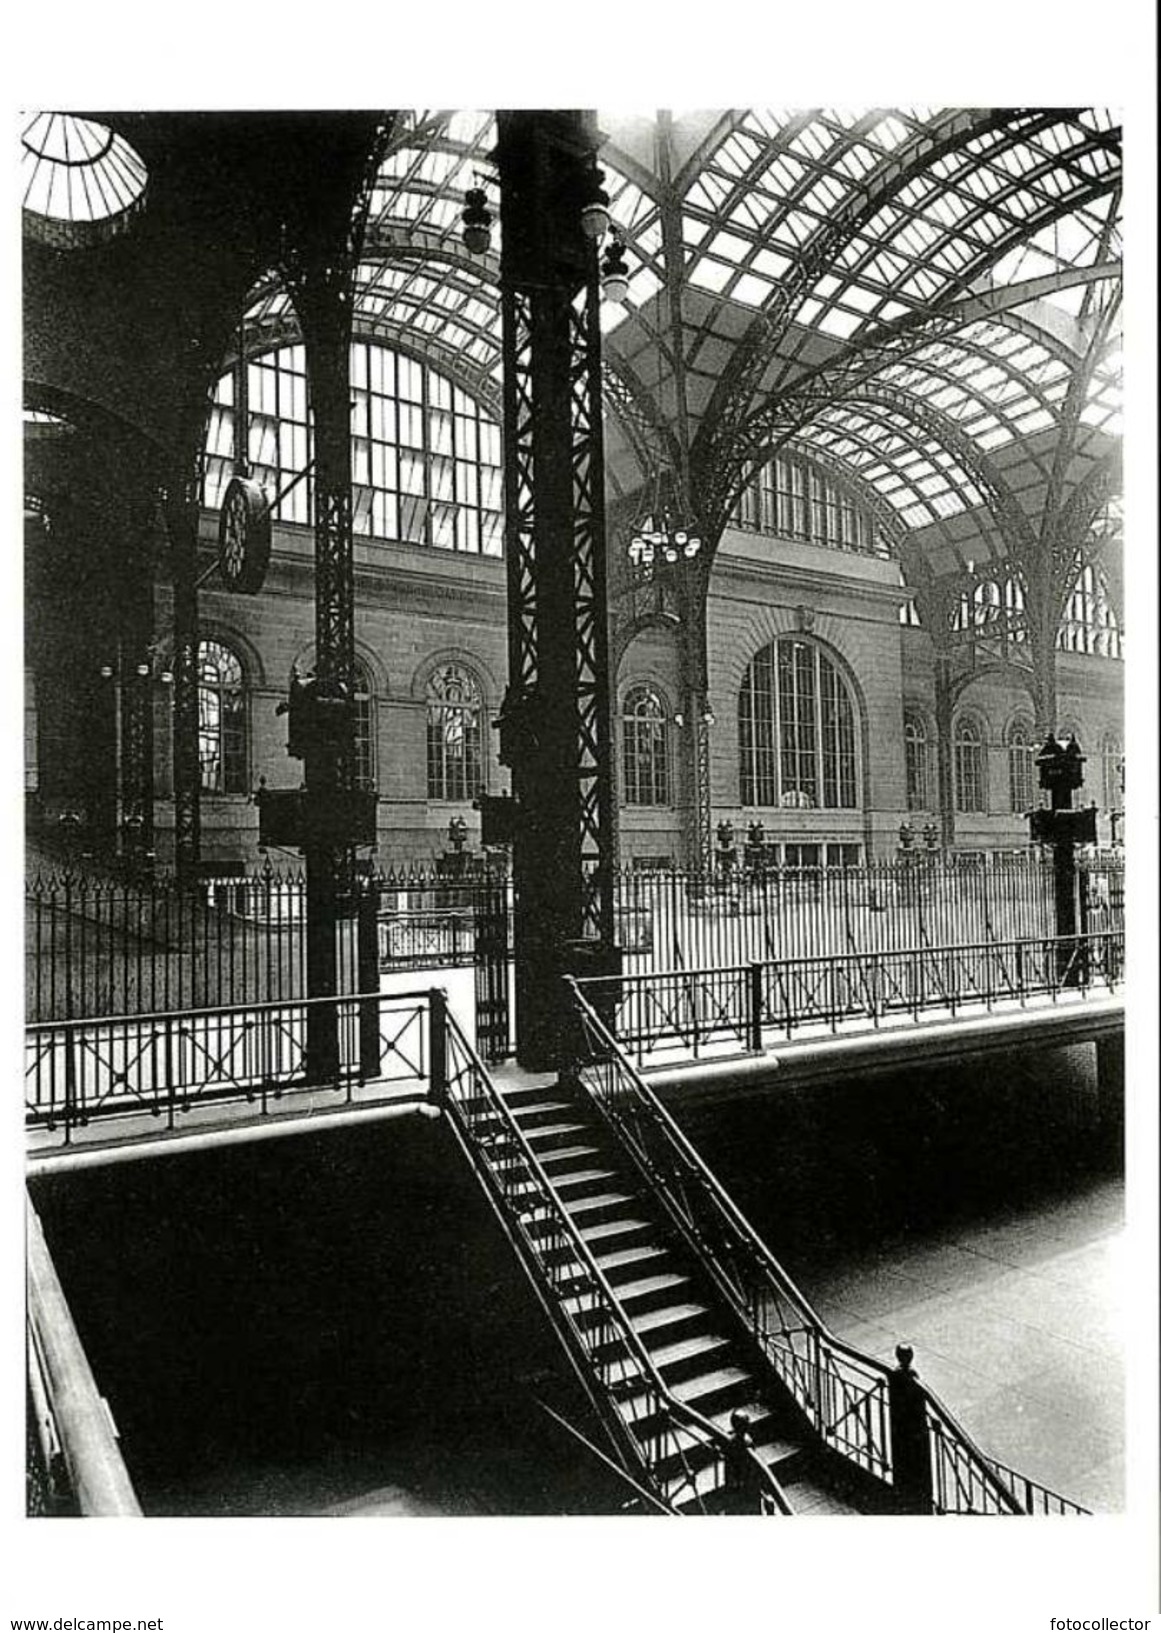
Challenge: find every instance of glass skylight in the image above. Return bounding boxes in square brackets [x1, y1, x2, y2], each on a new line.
[22, 113, 147, 245]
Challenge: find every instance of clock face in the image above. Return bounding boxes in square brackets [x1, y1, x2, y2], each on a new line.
[217, 476, 272, 594]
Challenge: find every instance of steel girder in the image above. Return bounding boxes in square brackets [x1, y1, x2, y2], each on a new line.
[497, 111, 617, 1070]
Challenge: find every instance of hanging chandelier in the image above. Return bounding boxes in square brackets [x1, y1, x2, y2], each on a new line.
[627, 467, 702, 578]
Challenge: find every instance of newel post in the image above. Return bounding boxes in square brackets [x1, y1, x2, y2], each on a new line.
[888, 1343, 934, 1514]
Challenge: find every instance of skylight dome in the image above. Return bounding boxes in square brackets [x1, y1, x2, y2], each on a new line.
[22, 113, 148, 247]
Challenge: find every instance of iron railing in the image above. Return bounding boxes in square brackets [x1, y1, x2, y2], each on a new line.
[615, 853, 1119, 977]
[565, 979, 1088, 1516]
[25, 988, 442, 1150]
[438, 1009, 791, 1515]
[580, 930, 1125, 1067]
[25, 863, 511, 1022]
[26, 852, 1121, 1025]
[26, 1195, 142, 1516]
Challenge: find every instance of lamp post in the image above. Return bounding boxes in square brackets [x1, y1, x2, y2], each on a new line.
[1029, 733, 1097, 987]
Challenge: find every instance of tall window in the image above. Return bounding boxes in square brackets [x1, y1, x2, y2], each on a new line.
[954, 717, 986, 814]
[1102, 736, 1123, 812]
[198, 639, 247, 794]
[739, 639, 858, 809]
[734, 454, 883, 556]
[426, 664, 483, 801]
[1007, 720, 1035, 813]
[622, 686, 670, 807]
[1057, 563, 1122, 657]
[353, 662, 375, 793]
[904, 714, 929, 811]
[204, 342, 503, 554]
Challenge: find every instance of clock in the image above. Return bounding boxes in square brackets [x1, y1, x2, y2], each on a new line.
[218, 475, 272, 594]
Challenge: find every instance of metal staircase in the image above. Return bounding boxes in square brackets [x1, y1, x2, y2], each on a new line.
[439, 995, 1090, 1517]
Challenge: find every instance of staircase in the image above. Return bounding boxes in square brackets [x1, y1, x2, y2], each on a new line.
[439, 998, 1090, 1518]
[498, 1075, 859, 1515]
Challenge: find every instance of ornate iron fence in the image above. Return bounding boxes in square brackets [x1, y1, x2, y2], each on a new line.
[25, 987, 444, 1150]
[25, 852, 1120, 1027]
[25, 863, 512, 1022]
[615, 852, 1121, 976]
[580, 930, 1125, 1067]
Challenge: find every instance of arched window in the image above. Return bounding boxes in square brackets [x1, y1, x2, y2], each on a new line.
[1057, 563, 1122, 657]
[353, 661, 375, 793]
[954, 717, 986, 814]
[622, 686, 670, 807]
[426, 664, 483, 801]
[198, 639, 247, 794]
[1007, 720, 1036, 814]
[739, 639, 859, 809]
[904, 714, 929, 812]
[204, 342, 504, 554]
[1102, 736, 1123, 812]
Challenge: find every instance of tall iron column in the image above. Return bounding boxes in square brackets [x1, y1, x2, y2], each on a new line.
[290, 269, 358, 1083]
[118, 513, 157, 874]
[164, 473, 202, 878]
[497, 111, 618, 1070]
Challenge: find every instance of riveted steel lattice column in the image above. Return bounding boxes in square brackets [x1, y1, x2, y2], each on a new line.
[164, 475, 201, 878]
[118, 520, 156, 873]
[498, 111, 617, 1070]
[291, 270, 358, 1082]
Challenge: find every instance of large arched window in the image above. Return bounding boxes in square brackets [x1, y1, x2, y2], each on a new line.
[1007, 720, 1036, 813]
[954, 717, 986, 814]
[204, 342, 503, 554]
[426, 664, 483, 801]
[739, 639, 858, 809]
[198, 639, 247, 794]
[904, 713, 929, 811]
[622, 686, 670, 807]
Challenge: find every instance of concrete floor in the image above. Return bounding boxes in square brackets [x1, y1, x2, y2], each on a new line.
[784, 1171, 1124, 1512]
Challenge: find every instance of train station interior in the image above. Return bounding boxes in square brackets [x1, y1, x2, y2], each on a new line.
[23, 106, 1133, 1527]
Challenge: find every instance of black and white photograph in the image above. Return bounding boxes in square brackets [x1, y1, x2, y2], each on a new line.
[9, 10, 1159, 1630]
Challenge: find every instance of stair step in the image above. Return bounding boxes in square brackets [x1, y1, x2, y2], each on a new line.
[548, 1167, 620, 1195]
[783, 1480, 862, 1517]
[591, 1244, 671, 1279]
[536, 1143, 603, 1169]
[615, 1271, 692, 1311]
[577, 1217, 655, 1248]
[521, 1120, 591, 1149]
[561, 1191, 636, 1219]
[651, 1332, 734, 1382]
[509, 1100, 578, 1126]
[632, 1301, 714, 1340]
[670, 1366, 754, 1414]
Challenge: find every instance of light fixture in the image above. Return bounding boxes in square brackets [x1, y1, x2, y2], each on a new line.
[461, 179, 493, 256]
[580, 166, 611, 243]
[135, 662, 151, 678]
[600, 233, 630, 303]
[99, 664, 114, 679]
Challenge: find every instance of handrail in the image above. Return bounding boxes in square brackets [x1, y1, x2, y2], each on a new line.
[586, 930, 1123, 1002]
[438, 1009, 791, 1515]
[565, 978, 1056, 1516]
[25, 985, 440, 1039]
[26, 1194, 142, 1516]
[582, 930, 1124, 1064]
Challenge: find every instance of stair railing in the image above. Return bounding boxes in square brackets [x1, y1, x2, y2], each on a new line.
[26, 1194, 142, 1516]
[565, 979, 1063, 1517]
[437, 1009, 791, 1516]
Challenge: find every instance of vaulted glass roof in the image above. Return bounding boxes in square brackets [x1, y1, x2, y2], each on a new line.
[232, 106, 1121, 581]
